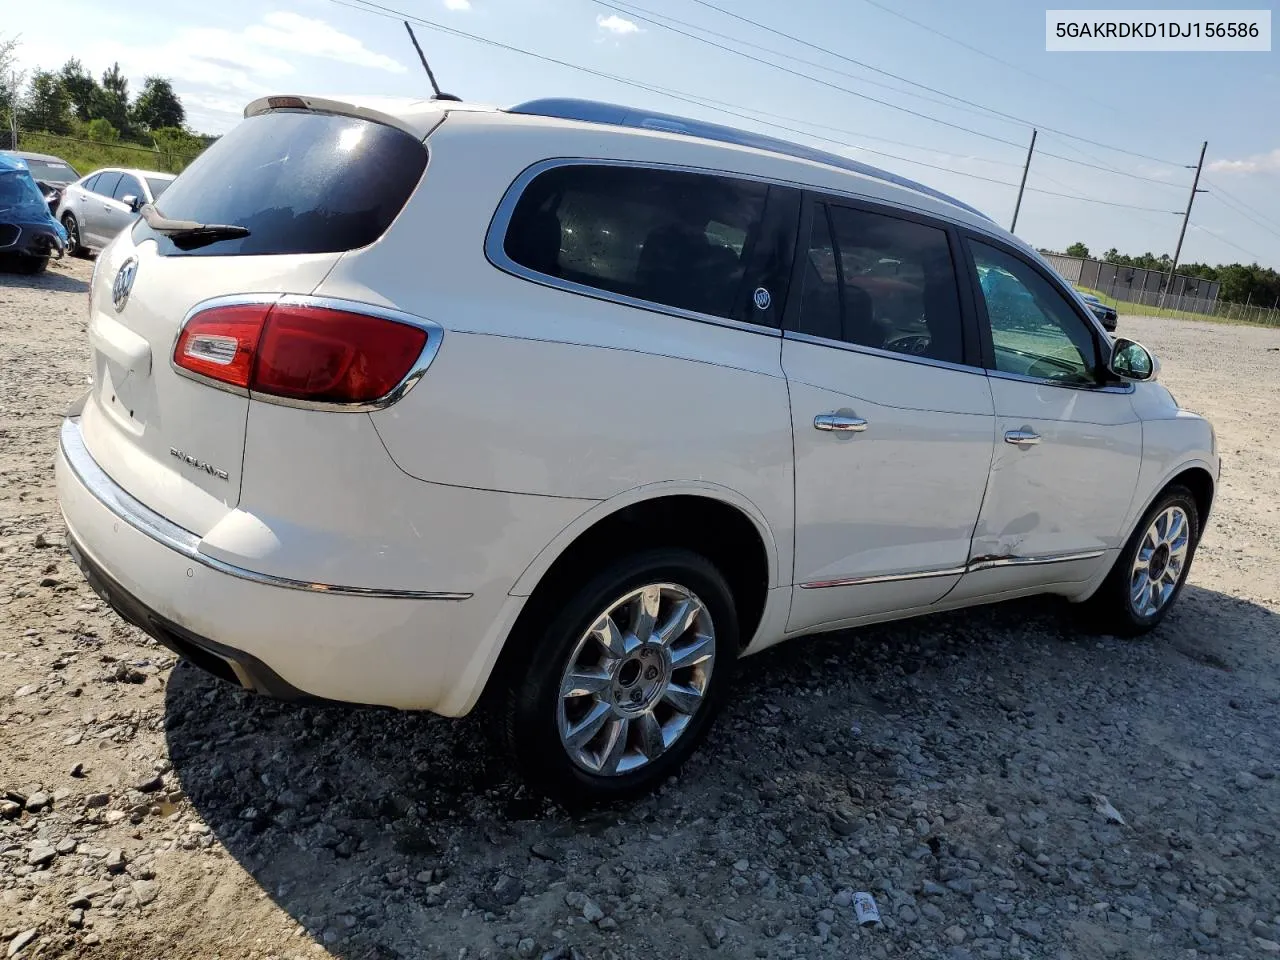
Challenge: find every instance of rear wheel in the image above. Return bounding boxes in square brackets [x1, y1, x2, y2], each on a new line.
[1087, 485, 1199, 635]
[61, 214, 84, 258]
[505, 548, 737, 805]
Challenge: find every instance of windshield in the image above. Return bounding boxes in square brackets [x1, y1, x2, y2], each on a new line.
[145, 177, 172, 199]
[23, 159, 78, 184]
[133, 110, 427, 256]
[0, 170, 54, 220]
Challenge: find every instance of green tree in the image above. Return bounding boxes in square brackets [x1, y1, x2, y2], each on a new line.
[98, 62, 131, 135]
[20, 69, 71, 134]
[133, 76, 184, 132]
[86, 117, 119, 142]
[58, 58, 103, 123]
[1, 35, 26, 147]
[151, 125, 202, 169]
[1065, 242, 1090, 258]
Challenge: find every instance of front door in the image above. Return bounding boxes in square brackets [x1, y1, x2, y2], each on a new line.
[949, 238, 1142, 602]
[784, 199, 995, 633]
[81, 171, 122, 247]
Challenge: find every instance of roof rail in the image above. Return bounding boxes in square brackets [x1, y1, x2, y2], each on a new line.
[507, 97, 992, 222]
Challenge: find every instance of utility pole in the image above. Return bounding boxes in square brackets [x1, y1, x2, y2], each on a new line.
[1009, 128, 1037, 234]
[1161, 140, 1208, 308]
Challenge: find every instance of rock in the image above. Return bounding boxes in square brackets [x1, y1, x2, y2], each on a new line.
[1198, 908, 1219, 936]
[1013, 920, 1045, 941]
[701, 919, 726, 948]
[598, 917, 618, 931]
[530, 841, 562, 862]
[134, 775, 163, 793]
[85, 793, 109, 808]
[517, 939, 537, 958]
[25, 792, 50, 812]
[0, 801, 20, 820]
[582, 900, 605, 924]
[6, 930, 38, 958]
[67, 910, 84, 929]
[830, 808, 858, 836]
[1236, 771, 1260, 791]
[491, 874, 523, 907]
[131, 880, 159, 906]
[27, 845, 56, 867]
[55, 838, 77, 855]
[105, 849, 126, 873]
[944, 925, 968, 944]
[921, 903, 946, 924]
[1254, 938, 1280, 954]
[14, 684, 40, 698]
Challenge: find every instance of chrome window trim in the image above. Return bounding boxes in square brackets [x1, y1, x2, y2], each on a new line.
[986, 368, 1135, 395]
[59, 418, 470, 601]
[168, 293, 445, 413]
[484, 157, 785, 340]
[798, 550, 1104, 589]
[782, 330, 986, 376]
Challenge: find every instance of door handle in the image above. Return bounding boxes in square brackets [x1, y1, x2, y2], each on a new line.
[1004, 429, 1041, 446]
[814, 413, 868, 433]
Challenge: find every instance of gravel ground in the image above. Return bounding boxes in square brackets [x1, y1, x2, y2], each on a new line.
[2, 258, 1278, 960]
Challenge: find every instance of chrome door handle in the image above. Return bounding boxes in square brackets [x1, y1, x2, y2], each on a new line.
[814, 413, 868, 433]
[1004, 429, 1041, 445]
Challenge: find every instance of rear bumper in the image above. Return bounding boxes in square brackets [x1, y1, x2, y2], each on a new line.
[56, 416, 536, 714]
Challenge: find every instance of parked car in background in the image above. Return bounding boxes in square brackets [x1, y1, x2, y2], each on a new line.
[1078, 292, 1119, 332]
[0, 149, 80, 215]
[56, 94, 1219, 803]
[56, 167, 176, 256]
[0, 153, 67, 274]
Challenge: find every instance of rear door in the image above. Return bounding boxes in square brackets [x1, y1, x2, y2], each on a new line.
[783, 197, 995, 633]
[79, 109, 428, 536]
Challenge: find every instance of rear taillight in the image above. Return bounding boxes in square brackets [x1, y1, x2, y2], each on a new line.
[173, 301, 429, 405]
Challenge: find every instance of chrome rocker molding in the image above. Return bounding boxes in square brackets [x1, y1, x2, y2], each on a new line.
[59, 418, 471, 601]
[799, 550, 1105, 589]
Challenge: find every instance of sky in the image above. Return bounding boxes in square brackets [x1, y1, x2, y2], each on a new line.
[6, 0, 1279, 270]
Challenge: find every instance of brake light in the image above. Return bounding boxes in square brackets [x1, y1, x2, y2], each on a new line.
[173, 302, 428, 405]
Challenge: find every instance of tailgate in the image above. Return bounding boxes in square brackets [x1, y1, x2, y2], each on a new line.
[81, 236, 341, 536]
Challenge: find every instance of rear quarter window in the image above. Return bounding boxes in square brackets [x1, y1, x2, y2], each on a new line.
[132, 111, 427, 257]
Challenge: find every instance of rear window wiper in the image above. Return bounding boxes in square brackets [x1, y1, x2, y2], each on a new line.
[140, 204, 250, 249]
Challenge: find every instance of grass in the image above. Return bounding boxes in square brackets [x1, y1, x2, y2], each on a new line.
[17, 132, 197, 178]
[1076, 285, 1280, 329]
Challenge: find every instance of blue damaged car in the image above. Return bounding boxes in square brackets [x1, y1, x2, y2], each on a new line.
[1, 154, 68, 275]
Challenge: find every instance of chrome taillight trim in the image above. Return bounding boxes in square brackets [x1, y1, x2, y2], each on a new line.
[169, 293, 445, 413]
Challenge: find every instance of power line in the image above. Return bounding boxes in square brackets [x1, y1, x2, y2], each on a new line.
[1190, 222, 1265, 262]
[325, 0, 1182, 217]
[1202, 189, 1280, 244]
[853, 0, 1127, 120]
[1202, 178, 1280, 234]
[678, 0, 1188, 168]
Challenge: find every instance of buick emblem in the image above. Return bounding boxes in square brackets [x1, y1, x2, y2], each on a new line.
[112, 257, 138, 312]
[752, 287, 771, 311]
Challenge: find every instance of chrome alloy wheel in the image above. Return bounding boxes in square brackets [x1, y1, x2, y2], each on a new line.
[556, 583, 715, 776]
[1130, 505, 1191, 617]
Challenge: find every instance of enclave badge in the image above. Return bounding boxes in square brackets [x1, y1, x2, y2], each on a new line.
[112, 257, 138, 312]
[169, 447, 229, 481]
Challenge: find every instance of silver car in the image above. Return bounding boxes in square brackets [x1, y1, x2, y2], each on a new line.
[56, 167, 176, 257]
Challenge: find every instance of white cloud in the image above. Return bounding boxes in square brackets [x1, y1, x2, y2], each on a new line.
[245, 12, 405, 74]
[597, 14, 641, 35]
[1208, 149, 1280, 175]
[443, 0, 472, 9]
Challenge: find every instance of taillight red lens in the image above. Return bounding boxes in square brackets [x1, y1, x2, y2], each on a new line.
[173, 302, 428, 404]
[254, 305, 427, 403]
[173, 304, 268, 388]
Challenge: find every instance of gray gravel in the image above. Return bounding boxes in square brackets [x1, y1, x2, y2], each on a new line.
[2, 260, 1278, 959]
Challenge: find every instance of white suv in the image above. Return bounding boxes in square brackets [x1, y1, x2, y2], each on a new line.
[56, 94, 1219, 803]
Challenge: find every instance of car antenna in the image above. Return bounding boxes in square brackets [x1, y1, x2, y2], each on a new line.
[404, 21, 462, 102]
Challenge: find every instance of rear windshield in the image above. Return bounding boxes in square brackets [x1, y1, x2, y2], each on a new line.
[132, 111, 427, 257]
[25, 159, 78, 184]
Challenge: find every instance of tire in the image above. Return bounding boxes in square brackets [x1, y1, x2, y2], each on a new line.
[504, 548, 738, 806]
[61, 214, 84, 258]
[0, 254, 48, 275]
[1087, 485, 1200, 636]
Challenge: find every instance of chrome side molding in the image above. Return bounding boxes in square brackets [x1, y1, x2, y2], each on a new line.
[799, 550, 1105, 589]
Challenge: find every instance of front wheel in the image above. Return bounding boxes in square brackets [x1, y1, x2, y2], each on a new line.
[505, 548, 737, 805]
[1087, 485, 1200, 635]
[61, 214, 84, 258]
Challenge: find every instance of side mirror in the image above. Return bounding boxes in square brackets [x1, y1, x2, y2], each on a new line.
[1108, 337, 1156, 382]
[123, 195, 142, 213]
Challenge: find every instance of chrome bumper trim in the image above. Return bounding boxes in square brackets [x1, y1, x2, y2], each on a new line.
[59, 418, 471, 601]
[799, 550, 1105, 589]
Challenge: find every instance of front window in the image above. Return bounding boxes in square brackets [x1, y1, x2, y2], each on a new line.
[145, 177, 172, 200]
[970, 241, 1100, 386]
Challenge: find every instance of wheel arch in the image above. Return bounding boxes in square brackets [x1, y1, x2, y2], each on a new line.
[1129, 459, 1217, 538]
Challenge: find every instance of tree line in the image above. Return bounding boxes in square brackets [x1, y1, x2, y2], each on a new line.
[1, 35, 210, 166]
[1059, 242, 1280, 307]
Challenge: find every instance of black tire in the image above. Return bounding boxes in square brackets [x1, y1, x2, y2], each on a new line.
[0, 254, 48, 275]
[1086, 484, 1200, 636]
[61, 214, 85, 258]
[504, 548, 738, 806]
